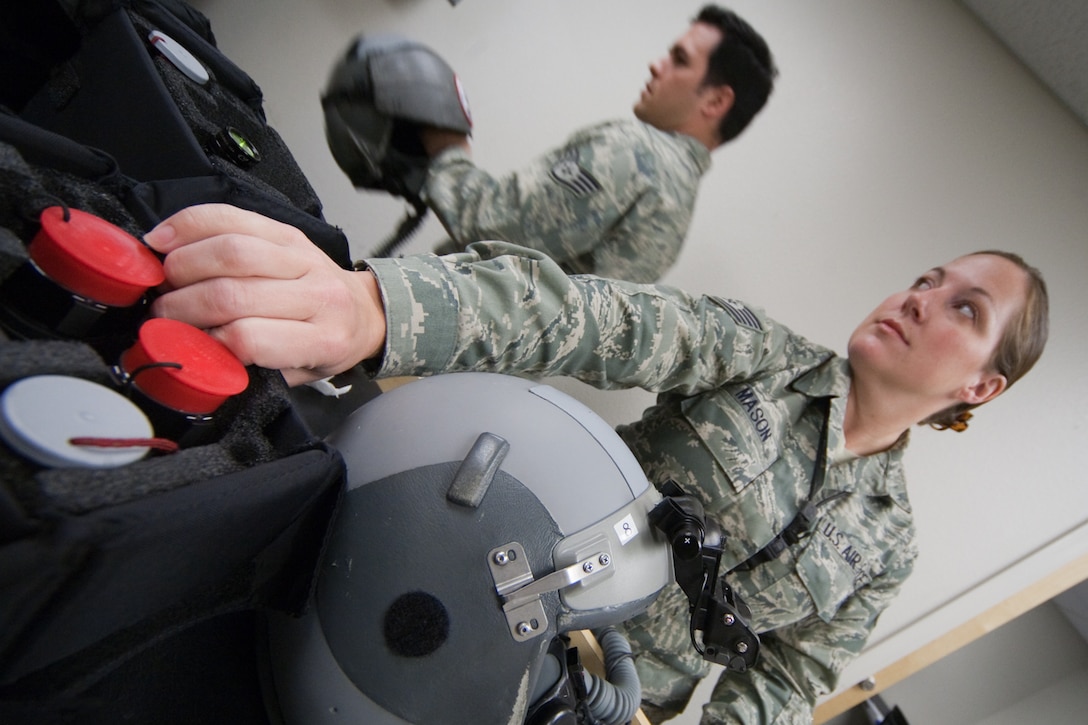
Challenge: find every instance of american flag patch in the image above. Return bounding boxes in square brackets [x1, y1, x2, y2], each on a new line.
[549, 154, 602, 197]
[711, 297, 763, 331]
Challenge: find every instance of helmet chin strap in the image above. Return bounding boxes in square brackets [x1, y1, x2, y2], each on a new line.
[361, 195, 429, 262]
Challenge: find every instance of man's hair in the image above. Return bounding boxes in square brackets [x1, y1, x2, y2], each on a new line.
[695, 5, 778, 143]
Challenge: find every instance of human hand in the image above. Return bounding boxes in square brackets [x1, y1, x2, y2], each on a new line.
[145, 204, 386, 386]
[419, 125, 471, 158]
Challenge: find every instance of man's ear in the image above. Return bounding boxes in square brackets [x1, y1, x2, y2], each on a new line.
[959, 372, 1008, 406]
[702, 84, 735, 121]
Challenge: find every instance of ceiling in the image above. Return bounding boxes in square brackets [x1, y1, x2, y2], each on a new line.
[959, 0, 1088, 127]
[959, 0, 1088, 648]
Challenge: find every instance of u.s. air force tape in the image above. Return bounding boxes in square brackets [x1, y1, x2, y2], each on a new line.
[549, 155, 602, 197]
[710, 297, 763, 331]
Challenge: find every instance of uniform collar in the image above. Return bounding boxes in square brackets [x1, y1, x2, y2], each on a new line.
[794, 357, 913, 512]
[851, 436, 912, 513]
[677, 132, 712, 176]
[790, 355, 851, 399]
[826, 425, 912, 513]
[641, 121, 713, 176]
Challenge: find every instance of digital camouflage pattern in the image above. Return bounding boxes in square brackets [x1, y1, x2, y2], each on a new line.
[366, 242, 919, 724]
[424, 119, 710, 283]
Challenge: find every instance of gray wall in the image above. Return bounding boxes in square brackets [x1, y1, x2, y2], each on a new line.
[191, 0, 1088, 719]
[824, 598, 1088, 725]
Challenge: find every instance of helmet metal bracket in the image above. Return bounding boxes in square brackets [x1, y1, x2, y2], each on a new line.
[489, 540, 614, 642]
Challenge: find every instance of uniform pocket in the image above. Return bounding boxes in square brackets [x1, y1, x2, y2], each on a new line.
[679, 386, 780, 493]
[796, 524, 871, 622]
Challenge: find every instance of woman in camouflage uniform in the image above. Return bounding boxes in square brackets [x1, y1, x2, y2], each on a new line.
[146, 204, 1048, 724]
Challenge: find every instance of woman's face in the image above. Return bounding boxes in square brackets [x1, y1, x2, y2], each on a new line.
[848, 254, 1029, 408]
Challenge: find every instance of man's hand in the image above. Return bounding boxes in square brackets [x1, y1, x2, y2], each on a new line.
[419, 125, 471, 158]
[145, 204, 386, 386]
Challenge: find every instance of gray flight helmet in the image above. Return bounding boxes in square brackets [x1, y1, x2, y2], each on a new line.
[260, 373, 672, 725]
[322, 34, 472, 204]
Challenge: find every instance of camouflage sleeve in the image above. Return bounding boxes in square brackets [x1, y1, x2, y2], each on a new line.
[364, 241, 789, 393]
[700, 548, 917, 724]
[422, 122, 693, 282]
[583, 178, 688, 283]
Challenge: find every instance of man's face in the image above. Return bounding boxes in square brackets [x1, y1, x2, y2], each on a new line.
[633, 21, 724, 133]
[847, 254, 1029, 407]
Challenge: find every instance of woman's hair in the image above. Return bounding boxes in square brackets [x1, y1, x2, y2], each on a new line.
[925, 250, 1049, 432]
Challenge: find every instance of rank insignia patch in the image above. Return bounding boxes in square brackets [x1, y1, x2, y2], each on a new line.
[710, 297, 763, 331]
[549, 152, 602, 197]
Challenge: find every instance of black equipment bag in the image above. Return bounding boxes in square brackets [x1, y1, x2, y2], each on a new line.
[6, 0, 351, 269]
[0, 2, 354, 722]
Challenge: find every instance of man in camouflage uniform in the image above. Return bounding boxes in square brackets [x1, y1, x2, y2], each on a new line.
[420, 5, 777, 283]
[358, 240, 917, 723]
